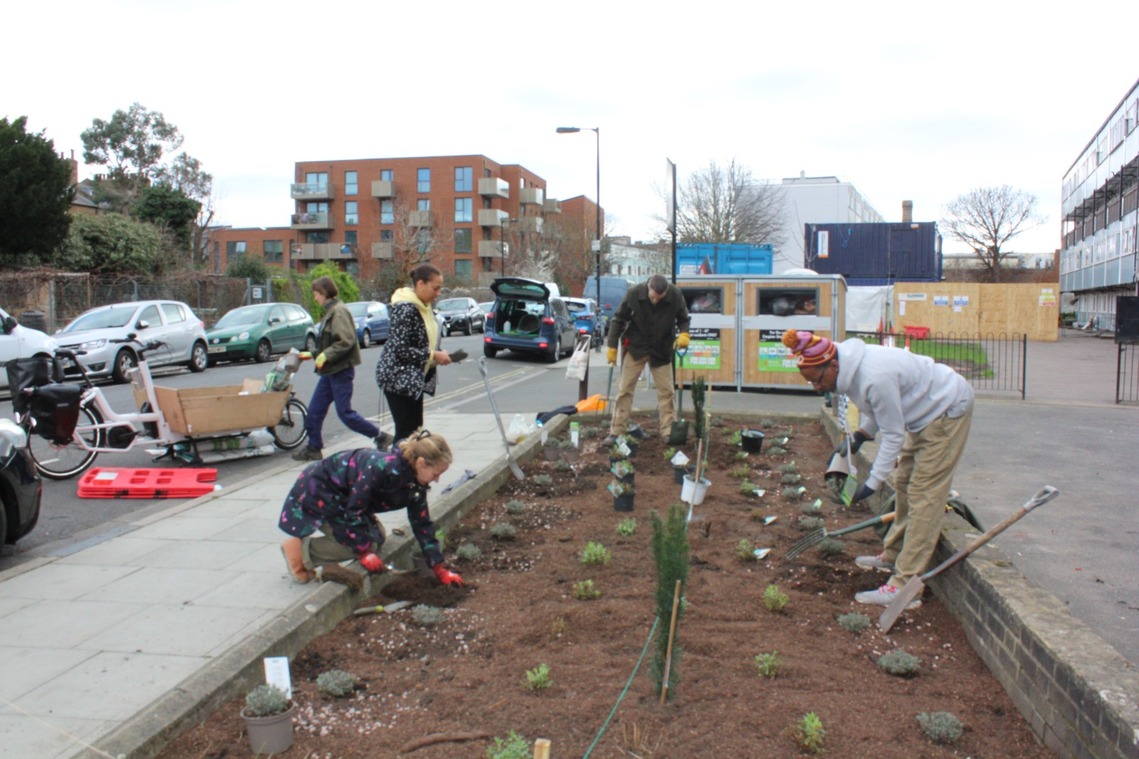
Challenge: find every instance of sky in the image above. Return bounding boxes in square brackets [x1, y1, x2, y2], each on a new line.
[9, 0, 1139, 257]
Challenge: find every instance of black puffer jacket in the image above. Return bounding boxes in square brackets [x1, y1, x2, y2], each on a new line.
[374, 302, 439, 399]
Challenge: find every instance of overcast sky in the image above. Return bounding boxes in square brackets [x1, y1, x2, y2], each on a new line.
[9, 1, 1138, 256]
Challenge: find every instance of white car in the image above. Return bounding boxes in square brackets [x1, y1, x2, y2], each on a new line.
[0, 307, 58, 391]
[55, 300, 210, 383]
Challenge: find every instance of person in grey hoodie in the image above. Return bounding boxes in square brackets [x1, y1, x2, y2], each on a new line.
[783, 329, 974, 609]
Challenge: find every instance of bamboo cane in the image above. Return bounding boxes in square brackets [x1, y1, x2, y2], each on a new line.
[660, 579, 683, 704]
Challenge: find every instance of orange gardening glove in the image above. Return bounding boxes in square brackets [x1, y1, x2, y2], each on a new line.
[314, 352, 328, 369]
[607, 348, 617, 366]
[675, 332, 690, 350]
[433, 564, 464, 586]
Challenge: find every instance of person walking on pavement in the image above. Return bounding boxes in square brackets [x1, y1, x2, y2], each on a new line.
[605, 274, 690, 443]
[293, 277, 380, 462]
[375, 263, 454, 444]
[783, 329, 974, 609]
[279, 429, 464, 587]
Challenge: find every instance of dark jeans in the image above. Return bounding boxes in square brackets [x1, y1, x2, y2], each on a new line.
[305, 367, 379, 449]
[384, 390, 423, 443]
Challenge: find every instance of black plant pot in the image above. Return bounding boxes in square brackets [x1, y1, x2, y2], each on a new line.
[673, 466, 693, 484]
[613, 493, 635, 512]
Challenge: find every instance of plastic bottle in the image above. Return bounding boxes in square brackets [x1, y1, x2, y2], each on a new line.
[503, 320, 511, 333]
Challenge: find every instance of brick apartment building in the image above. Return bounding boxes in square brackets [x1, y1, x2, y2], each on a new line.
[208, 154, 602, 291]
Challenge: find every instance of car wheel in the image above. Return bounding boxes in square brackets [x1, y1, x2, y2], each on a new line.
[188, 341, 208, 372]
[304, 334, 317, 353]
[361, 329, 371, 349]
[464, 322, 472, 336]
[112, 349, 138, 384]
[255, 339, 272, 363]
[546, 337, 561, 364]
[483, 345, 498, 358]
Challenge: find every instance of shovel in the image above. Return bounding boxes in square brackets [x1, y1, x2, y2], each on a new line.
[477, 358, 525, 480]
[879, 485, 1059, 633]
[668, 348, 689, 445]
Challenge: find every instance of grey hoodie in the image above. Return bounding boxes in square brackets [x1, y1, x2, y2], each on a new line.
[835, 338, 973, 490]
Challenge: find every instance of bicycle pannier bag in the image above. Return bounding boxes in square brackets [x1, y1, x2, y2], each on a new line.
[5, 356, 64, 415]
[29, 384, 83, 444]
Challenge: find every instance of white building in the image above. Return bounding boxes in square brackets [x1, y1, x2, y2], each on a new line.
[772, 174, 885, 273]
[605, 236, 664, 284]
[1060, 77, 1139, 330]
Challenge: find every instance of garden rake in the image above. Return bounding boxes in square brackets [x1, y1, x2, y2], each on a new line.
[477, 358, 525, 480]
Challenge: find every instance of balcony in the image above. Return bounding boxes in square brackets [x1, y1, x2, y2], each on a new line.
[478, 209, 509, 227]
[514, 217, 544, 234]
[294, 242, 357, 261]
[408, 210, 433, 227]
[519, 187, 544, 206]
[479, 177, 509, 198]
[291, 183, 334, 201]
[371, 242, 394, 260]
[478, 240, 506, 259]
[291, 211, 333, 230]
[543, 198, 561, 214]
[371, 180, 394, 198]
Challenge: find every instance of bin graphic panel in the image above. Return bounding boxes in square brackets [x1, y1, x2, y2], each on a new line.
[677, 280, 737, 387]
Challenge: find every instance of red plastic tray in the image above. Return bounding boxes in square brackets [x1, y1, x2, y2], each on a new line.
[77, 468, 218, 499]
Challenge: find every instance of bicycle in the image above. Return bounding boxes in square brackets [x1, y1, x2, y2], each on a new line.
[13, 336, 309, 480]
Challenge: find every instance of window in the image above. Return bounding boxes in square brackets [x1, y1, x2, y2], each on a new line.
[417, 229, 431, 254]
[307, 232, 330, 244]
[344, 171, 357, 195]
[380, 169, 393, 181]
[418, 199, 431, 211]
[305, 172, 328, 185]
[417, 168, 430, 193]
[345, 201, 358, 225]
[344, 230, 357, 245]
[306, 201, 328, 214]
[454, 197, 472, 223]
[454, 259, 472, 279]
[161, 303, 186, 323]
[380, 229, 393, 242]
[380, 200, 394, 224]
[226, 241, 247, 260]
[454, 228, 472, 253]
[263, 240, 283, 263]
[455, 166, 472, 192]
[139, 304, 161, 326]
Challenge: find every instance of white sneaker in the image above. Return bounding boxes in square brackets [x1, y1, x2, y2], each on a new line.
[854, 583, 921, 609]
[855, 553, 894, 571]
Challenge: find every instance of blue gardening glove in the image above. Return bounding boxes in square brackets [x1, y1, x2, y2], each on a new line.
[851, 482, 876, 504]
[849, 430, 871, 455]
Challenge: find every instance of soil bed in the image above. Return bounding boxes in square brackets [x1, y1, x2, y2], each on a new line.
[160, 413, 1054, 758]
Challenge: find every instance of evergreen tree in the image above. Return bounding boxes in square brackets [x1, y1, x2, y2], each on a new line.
[0, 116, 73, 265]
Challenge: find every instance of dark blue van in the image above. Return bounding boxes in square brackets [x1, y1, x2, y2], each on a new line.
[483, 278, 577, 363]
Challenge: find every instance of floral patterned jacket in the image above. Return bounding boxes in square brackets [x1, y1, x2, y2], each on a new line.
[374, 301, 439, 399]
[277, 449, 443, 566]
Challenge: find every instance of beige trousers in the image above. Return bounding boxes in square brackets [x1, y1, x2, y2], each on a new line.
[881, 403, 974, 587]
[609, 354, 676, 437]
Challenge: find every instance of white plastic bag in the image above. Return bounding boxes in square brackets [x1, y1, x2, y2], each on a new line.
[565, 338, 589, 381]
[506, 413, 532, 443]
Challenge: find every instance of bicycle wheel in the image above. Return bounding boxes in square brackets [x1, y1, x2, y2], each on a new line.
[27, 403, 103, 480]
[270, 398, 308, 450]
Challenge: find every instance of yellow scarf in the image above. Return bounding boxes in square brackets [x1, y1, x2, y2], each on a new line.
[391, 287, 438, 375]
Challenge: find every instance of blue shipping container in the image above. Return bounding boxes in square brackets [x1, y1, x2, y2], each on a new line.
[804, 223, 941, 282]
[675, 243, 773, 277]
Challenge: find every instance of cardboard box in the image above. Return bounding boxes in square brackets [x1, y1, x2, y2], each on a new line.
[154, 383, 288, 436]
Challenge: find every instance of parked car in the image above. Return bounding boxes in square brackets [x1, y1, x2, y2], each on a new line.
[55, 300, 209, 383]
[563, 297, 604, 345]
[483, 278, 577, 363]
[477, 301, 494, 317]
[0, 307, 58, 391]
[0, 418, 42, 546]
[206, 303, 317, 364]
[345, 301, 391, 347]
[436, 297, 485, 336]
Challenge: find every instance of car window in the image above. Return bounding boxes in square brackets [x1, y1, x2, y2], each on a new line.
[287, 304, 309, 322]
[215, 307, 264, 328]
[161, 303, 185, 323]
[269, 306, 286, 323]
[62, 304, 138, 332]
[138, 305, 161, 327]
[565, 300, 589, 315]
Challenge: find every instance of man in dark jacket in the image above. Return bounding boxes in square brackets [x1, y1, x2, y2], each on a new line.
[605, 274, 690, 442]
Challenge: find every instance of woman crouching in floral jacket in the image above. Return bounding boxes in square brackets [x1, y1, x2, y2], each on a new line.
[278, 429, 463, 587]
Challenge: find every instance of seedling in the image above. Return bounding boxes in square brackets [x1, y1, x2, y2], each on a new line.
[762, 584, 789, 612]
[780, 472, 802, 485]
[739, 480, 758, 495]
[796, 712, 826, 754]
[572, 579, 601, 600]
[456, 542, 482, 561]
[504, 499, 525, 514]
[753, 651, 781, 678]
[737, 538, 756, 561]
[817, 537, 845, 556]
[616, 518, 637, 536]
[490, 522, 517, 540]
[877, 649, 921, 677]
[486, 730, 531, 759]
[580, 541, 611, 565]
[836, 612, 871, 633]
[767, 445, 789, 456]
[917, 711, 964, 744]
[731, 463, 752, 479]
[316, 669, 358, 698]
[798, 516, 824, 531]
[524, 663, 552, 690]
[663, 447, 676, 460]
[727, 430, 742, 445]
[532, 474, 553, 488]
[782, 485, 806, 500]
[733, 451, 750, 461]
[411, 604, 444, 627]
[779, 461, 799, 473]
[800, 499, 822, 515]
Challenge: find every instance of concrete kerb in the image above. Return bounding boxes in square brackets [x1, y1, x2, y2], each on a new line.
[818, 409, 1139, 759]
[82, 414, 569, 759]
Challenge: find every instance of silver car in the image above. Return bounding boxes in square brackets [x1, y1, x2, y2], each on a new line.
[55, 300, 210, 383]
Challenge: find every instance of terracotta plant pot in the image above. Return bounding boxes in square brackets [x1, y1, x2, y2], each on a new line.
[243, 704, 295, 755]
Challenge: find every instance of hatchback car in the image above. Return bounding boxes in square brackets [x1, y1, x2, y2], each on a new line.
[206, 303, 317, 364]
[55, 300, 209, 383]
[563, 297, 604, 346]
[346, 301, 391, 347]
[0, 307, 58, 391]
[483, 278, 577, 363]
[0, 418, 42, 546]
[436, 297, 485, 336]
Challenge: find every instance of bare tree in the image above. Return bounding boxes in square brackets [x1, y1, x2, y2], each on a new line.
[671, 159, 786, 246]
[941, 186, 1045, 283]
